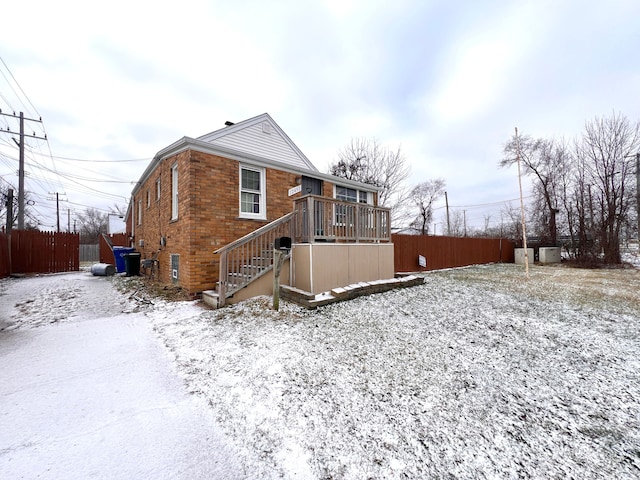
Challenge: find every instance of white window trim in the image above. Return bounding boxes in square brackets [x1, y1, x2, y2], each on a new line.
[171, 164, 179, 220]
[156, 177, 161, 201]
[239, 165, 266, 220]
[333, 185, 373, 228]
[137, 199, 142, 225]
[146, 190, 151, 208]
[333, 185, 373, 205]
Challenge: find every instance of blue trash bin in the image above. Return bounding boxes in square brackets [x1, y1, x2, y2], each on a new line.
[113, 246, 135, 273]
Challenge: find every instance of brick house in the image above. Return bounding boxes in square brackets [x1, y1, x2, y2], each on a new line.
[128, 113, 393, 305]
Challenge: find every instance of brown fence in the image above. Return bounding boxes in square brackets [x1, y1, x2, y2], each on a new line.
[99, 233, 130, 264]
[0, 232, 8, 277]
[392, 234, 515, 272]
[0, 230, 80, 278]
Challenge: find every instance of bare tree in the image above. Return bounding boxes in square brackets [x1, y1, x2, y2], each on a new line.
[443, 210, 465, 237]
[110, 203, 128, 216]
[577, 112, 640, 263]
[409, 178, 445, 235]
[501, 135, 571, 245]
[76, 207, 108, 243]
[329, 137, 411, 226]
[501, 202, 526, 241]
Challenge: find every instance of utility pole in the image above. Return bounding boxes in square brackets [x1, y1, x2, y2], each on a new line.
[444, 191, 451, 236]
[4, 188, 13, 233]
[68, 208, 71, 233]
[515, 127, 529, 276]
[623, 152, 639, 244]
[0, 110, 46, 229]
[48, 192, 66, 233]
[637, 153, 639, 244]
[5, 188, 13, 275]
[463, 210, 467, 237]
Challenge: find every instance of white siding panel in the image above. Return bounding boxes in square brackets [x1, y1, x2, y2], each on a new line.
[204, 124, 310, 170]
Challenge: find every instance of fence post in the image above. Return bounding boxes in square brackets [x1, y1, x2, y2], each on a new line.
[5, 189, 12, 275]
[6, 232, 11, 276]
[218, 250, 228, 307]
[307, 196, 314, 242]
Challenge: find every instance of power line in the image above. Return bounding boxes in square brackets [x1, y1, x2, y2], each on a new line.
[23, 158, 133, 183]
[1, 147, 131, 201]
[0, 55, 41, 118]
[0, 111, 46, 228]
[433, 195, 533, 211]
[49, 154, 151, 163]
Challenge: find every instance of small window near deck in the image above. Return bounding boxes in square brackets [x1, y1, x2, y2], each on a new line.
[239, 166, 265, 219]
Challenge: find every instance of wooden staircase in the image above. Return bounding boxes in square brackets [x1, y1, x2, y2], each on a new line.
[203, 212, 295, 307]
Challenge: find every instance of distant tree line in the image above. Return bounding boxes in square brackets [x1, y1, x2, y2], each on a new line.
[501, 112, 639, 265]
[76, 205, 126, 243]
[329, 112, 639, 265]
[328, 137, 447, 233]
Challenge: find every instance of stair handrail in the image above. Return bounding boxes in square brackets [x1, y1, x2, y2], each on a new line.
[215, 212, 296, 305]
[213, 212, 296, 255]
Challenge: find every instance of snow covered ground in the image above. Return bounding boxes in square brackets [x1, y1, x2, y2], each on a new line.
[2, 262, 639, 479]
[0, 272, 243, 479]
[138, 263, 640, 479]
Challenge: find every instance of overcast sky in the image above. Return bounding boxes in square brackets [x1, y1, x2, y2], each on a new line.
[1, 0, 639, 232]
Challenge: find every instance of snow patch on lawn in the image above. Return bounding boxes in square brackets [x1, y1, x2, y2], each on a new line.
[0, 272, 130, 330]
[3, 264, 638, 478]
[141, 264, 640, 479]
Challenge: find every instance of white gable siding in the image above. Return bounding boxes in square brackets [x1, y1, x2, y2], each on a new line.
[200, 122, 313, 171]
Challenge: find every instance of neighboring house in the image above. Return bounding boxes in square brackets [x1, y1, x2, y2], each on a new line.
[107, 214, 126, 234]
[127, 113, 393, 305]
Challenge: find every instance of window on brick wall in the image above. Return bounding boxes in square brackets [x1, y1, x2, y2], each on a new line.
[146, 190, 150, 208]
[137, 199, 142, 225]
[171, 164, 178, 220]
[334, 186, 372, 227]
[239, 165, 265, 219]
[335, 186, 371, 204]
[156, 177, 161, 201]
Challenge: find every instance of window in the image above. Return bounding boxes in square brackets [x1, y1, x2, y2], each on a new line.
[334, 186, 372, 227]
[137, 199, 142, 225]
[336, 186, 357, 203]
[146, 190, 150, 208]
[239, 166, 265, 219]
[335, 186, 371, 204]
[156, 178, 161, 201]
[171, 164, 179, 220]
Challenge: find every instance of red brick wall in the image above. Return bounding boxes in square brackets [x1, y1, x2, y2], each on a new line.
[132, 149, 319, 295]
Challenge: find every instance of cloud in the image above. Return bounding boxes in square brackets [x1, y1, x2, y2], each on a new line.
[1, 0, 639, 230]
[424, 3, 547, 125]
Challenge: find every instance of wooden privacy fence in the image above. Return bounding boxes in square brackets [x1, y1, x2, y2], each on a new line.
[99, 233, 130, 264]
[0, 230, 79, 278]
[80, 244, 100, 263]
[0, 232, 8, 278]
[392, 234, 515, 272]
